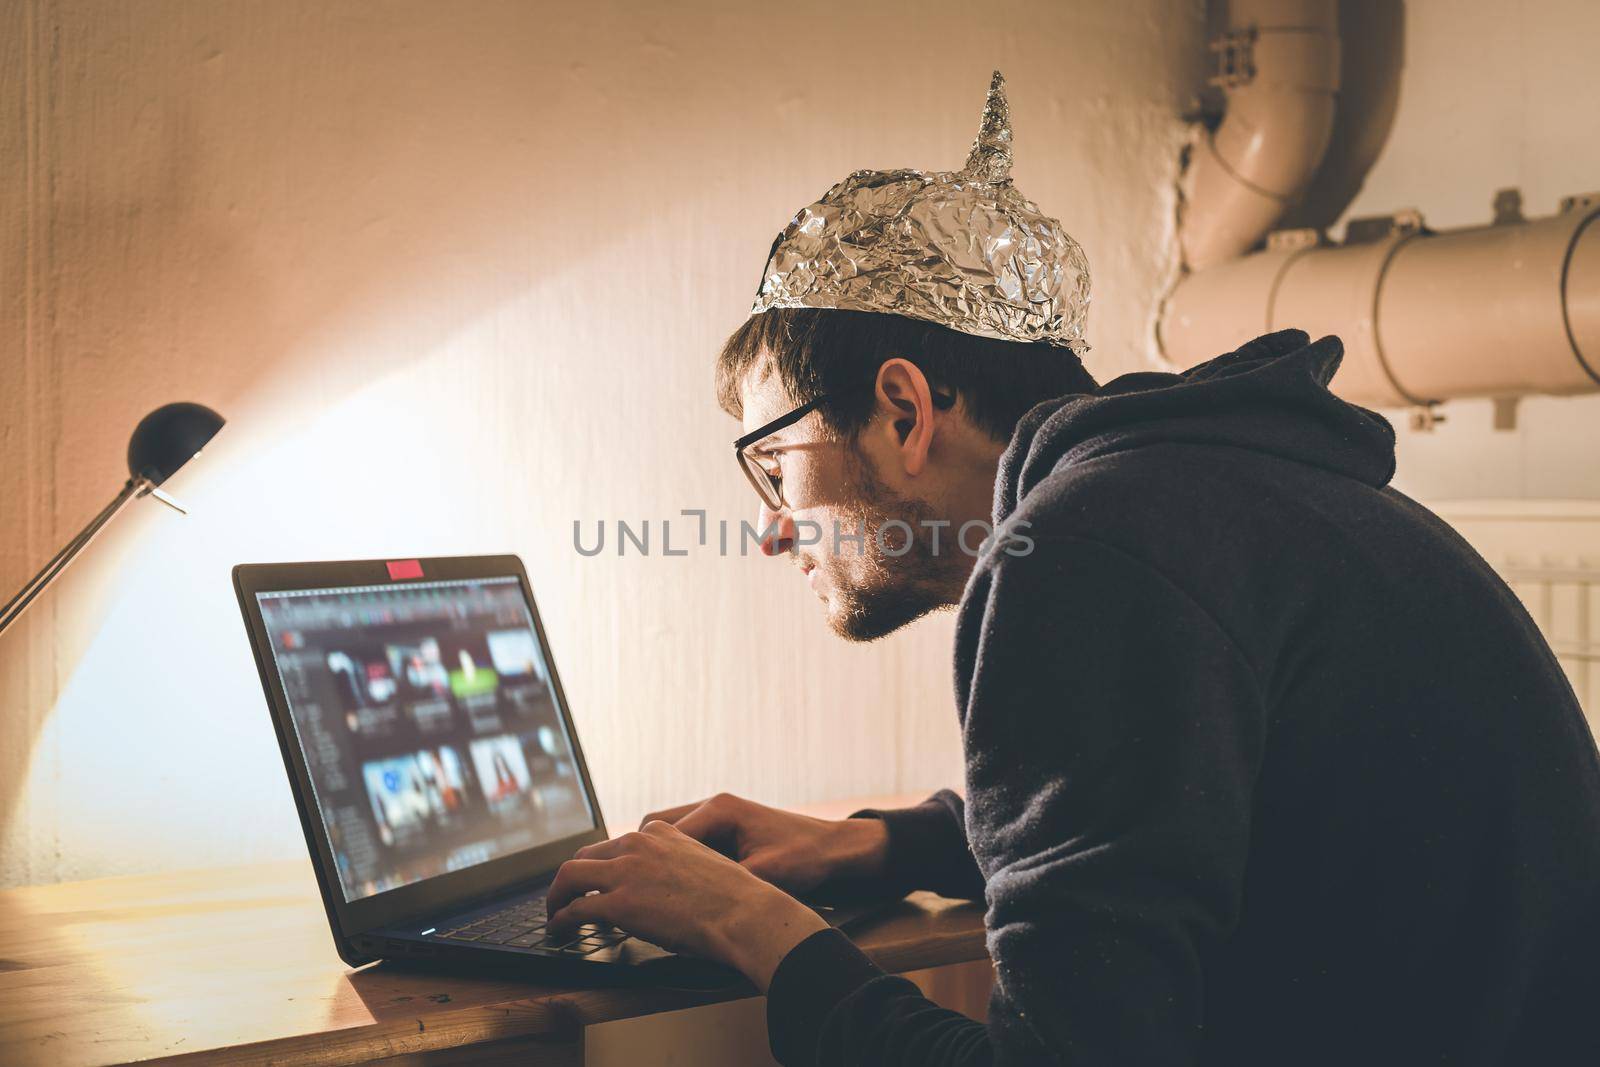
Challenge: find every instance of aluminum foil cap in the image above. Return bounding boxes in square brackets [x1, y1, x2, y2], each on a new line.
[750, 71, 1090, 353]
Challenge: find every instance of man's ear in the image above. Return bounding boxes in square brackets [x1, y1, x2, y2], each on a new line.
[872, 358, 938, 477]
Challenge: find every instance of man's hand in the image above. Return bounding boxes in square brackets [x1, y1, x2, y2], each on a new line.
[639, 793, 890, 894]
[545, 820, 829, 992]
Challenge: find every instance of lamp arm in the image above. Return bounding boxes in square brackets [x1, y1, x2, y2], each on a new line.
[0, 477, 150, 636]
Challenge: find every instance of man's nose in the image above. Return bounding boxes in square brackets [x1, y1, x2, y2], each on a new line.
[757, 503, 796, 557]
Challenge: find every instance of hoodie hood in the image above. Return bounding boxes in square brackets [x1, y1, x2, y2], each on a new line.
[996, 329, 1397, 521]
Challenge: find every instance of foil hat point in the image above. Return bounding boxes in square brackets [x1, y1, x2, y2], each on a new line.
[961, 69, 1012, 183]
[749, 70, 1091, 354]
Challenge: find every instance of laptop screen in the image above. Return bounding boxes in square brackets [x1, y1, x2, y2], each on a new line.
[256, 575, 597, 901]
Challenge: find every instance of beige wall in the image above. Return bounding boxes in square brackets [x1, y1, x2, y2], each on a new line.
[0, 0, 1204, 886]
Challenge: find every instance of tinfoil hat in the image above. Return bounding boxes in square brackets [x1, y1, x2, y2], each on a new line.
[750, 71, 1090, 353]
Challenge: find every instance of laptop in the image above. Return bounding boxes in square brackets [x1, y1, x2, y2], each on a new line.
[234, 555, 879, 984]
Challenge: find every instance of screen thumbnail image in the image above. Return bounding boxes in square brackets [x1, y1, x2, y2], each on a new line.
[362, 746, 469, 847]
[439, 635, 499, 700]
[386, 638, 450, 699]
[326, 649, 399, 710]
[487, 628, 548, 682]
[469, 734, 533, 813]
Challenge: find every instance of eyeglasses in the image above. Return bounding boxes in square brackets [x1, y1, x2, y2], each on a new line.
[733, 393, 838, 512]
[732, 385, 955, 511]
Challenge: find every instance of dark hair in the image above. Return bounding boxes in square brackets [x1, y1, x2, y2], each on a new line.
[715, 308, 1097, 442]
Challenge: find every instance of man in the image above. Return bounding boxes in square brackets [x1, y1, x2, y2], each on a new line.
[548, 73, 1600, 1064]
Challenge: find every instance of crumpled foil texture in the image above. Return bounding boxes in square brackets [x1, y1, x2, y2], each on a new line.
[751, 71, 1090, 353]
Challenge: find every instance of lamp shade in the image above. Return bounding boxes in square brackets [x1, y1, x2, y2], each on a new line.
[127, 402, 225, 487]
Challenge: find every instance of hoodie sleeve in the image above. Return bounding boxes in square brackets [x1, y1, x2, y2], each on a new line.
[848, 790, 986, 901]
[765, 534, 1267, 1066]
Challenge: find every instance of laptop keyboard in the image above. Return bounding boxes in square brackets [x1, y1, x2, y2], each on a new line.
[437, 897, 631, 956]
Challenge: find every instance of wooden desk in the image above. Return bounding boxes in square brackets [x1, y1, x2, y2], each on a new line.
[0, 796, 989, 1066]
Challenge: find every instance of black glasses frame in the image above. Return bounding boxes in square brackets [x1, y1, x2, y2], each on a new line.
[733, 393, 838, 511]
[731, 384, 956, 511]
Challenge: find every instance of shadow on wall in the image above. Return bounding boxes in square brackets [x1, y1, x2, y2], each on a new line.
[1279, 0, 1407, 231]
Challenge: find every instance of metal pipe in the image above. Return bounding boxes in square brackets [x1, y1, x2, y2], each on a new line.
[1179, 0, 1341, 270]
[1158, 195, 1600, 409]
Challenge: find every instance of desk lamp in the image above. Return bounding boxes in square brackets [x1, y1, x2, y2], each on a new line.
[0, 402, 225, 636]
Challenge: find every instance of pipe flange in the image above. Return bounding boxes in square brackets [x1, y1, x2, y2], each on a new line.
[1208, 28, 1258, 89]
[1365, 213, 1439, 408]
[1558, 196, 1600, 386]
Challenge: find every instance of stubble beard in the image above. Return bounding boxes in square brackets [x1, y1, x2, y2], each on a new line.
[821, 444, 970, 643]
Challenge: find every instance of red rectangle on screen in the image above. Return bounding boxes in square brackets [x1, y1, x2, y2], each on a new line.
[386, 559, 424, 580]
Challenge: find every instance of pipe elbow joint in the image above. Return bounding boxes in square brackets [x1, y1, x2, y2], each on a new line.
[1179, 0, 1341, 269]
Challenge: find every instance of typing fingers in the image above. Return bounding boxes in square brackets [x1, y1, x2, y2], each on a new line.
[545, 858, 621, 917]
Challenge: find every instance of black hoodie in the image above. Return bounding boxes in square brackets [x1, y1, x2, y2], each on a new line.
[764, 330, 1600, 1066]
